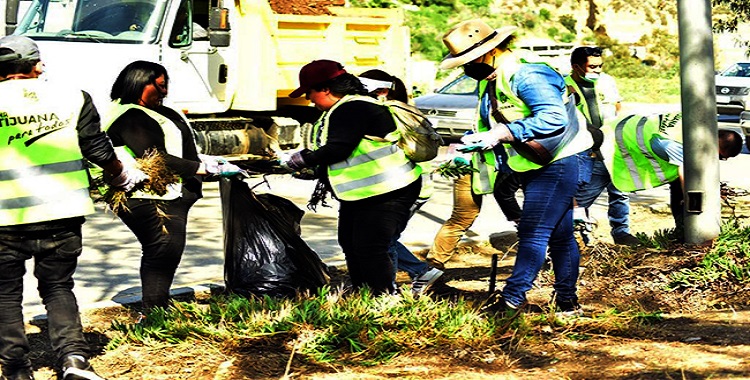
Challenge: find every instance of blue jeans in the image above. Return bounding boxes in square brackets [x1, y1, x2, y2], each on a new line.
[389, 239, 429, 280]
[0, 223, 89, 371]
[501, 155, 580, 307]
[575, 153, 631, 238]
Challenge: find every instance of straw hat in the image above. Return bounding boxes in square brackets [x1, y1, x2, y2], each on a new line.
[440, 19, 517, 69]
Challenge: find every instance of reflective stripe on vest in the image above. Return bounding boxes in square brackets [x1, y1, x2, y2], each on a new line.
[102, 102, 185, 200]
[0, 79, 94, 226]
[604, 114, 680, 192]
[481, 53, 592, 172]
[564, 76, 603, 126]
[312, 95, 422, 201]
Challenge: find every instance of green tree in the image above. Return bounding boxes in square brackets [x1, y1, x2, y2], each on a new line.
[713, 0, 750, 33]
[574, 0, 677, 34]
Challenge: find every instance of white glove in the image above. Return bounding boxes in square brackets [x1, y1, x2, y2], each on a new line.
[200, 154, 242, 177]
[460, 124, 514, 150]
[109, 167, 149, 192]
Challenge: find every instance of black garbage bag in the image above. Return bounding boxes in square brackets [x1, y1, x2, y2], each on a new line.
[220, 177, 330, 297]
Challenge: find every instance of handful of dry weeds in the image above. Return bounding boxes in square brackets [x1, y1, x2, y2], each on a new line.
[92, 149, 180, 214]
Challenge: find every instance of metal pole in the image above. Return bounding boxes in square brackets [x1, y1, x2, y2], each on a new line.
[677, 0, 721, 243]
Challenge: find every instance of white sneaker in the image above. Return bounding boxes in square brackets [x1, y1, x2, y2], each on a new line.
[411, 268, 444, 295]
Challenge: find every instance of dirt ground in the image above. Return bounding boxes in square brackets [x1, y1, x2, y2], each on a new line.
[21, 193, 750, 379]
[268, 0, 343, 15]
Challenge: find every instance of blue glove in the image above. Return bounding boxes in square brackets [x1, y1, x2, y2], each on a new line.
[200, 154, 243, 177]
[452, 156, 470, 166]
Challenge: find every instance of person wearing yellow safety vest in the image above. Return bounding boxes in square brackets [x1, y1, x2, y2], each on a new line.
[440, 19, 592, 317]
[105, 61, 241, 311]
[565, 46, 640, 246]
[0, 36, 148, 380]
[359, 69, 444, 295]
[281, 60, 422, 296]
[599, 113, 743, 242]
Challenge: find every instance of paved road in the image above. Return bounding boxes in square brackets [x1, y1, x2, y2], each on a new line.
[20, 105, 750, 321]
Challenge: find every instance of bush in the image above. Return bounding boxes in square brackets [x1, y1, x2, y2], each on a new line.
[560, 32, 576, 43]
[547, 27, 559, 39]
[539, 8, 551, 21]
[462, 0, 490, 12]
[558, 14, 577, 33]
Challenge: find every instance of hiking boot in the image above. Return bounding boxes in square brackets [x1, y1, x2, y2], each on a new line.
[60, 355, 106, 380]
[555, 299, 584, 318]
[1, 366, 34, 380]
[411, 267, 444, 295]
[613, 233, 641, 246]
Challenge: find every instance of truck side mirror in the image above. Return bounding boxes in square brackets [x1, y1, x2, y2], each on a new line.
[208, 7, 230, 47]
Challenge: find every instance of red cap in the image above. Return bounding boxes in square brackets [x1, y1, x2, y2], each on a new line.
[289, 60, 347, 98]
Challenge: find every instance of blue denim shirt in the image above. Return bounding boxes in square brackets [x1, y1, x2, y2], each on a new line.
[479, 62, 569, 170]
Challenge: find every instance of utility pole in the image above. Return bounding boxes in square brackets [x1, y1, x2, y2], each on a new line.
[677, 0, 721, 243]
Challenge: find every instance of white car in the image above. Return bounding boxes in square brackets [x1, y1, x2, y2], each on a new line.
[414, 75, 478, 141]
[716, 62, 750, 117]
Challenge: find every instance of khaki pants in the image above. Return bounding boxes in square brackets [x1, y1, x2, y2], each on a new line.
[427, 174, 482, 267]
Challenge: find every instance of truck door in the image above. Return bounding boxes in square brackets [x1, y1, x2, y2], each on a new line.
[162, 0, 229, 114]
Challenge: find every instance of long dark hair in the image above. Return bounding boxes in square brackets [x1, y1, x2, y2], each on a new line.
[110, 60, 169, 104]
[359, 69, 409, 103]
[311, 72, 368, 97]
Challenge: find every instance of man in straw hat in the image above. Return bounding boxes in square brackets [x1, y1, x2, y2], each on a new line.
[0, 35, 147, 379]
[440, 19, 592, 317]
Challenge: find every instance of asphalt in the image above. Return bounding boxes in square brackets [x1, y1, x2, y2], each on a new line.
[21, 112, 750, 321]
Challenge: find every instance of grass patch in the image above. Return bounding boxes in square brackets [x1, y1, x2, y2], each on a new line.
[617, 77, 681, 104]
[108, 286, 506, 365]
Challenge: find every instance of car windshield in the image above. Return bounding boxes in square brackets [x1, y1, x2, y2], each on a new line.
[15, 0, 169, 44]
[438, 75, 478, 95]
[719, 63, 750, 78]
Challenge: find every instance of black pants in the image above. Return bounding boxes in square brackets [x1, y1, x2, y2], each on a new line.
[0, 224, 89, 371]
[493, 172, 523, 223]
[669, 179, 684, 237]
[338, 180, 420, 295]
[117, 192, 198, 309]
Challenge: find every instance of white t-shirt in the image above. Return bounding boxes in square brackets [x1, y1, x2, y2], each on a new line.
[597, 72, 622, 120]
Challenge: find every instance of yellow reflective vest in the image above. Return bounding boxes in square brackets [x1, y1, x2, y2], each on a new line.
[564, 76, 604, 127]
[481, 51, 592, 173]
[0, 79, 94, 226]
[102, 102, 185, 200]
[310, 95, 422, 201]
[600, 114, 680, 192]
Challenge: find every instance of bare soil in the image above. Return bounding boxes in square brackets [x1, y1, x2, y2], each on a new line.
[268, 0, 344, 15]
[22, 193, 750, 379]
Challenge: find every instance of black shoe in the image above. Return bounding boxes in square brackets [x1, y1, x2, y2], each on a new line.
[60, 355, 105, 380]
[613, 233, 641, 246]
[482, 292, 524, 318]
[1, 366, 34, 380]
[555, 299, 584, 318]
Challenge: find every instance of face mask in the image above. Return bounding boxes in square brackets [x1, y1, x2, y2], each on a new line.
[584, 72, 600, 83]
[463, 62, 495, 81]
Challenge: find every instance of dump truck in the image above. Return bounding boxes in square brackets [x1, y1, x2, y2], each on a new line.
[7, 0, 410, 157]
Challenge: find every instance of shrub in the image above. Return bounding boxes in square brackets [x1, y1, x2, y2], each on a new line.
[547, 26, 559, 39]
[560, 32, 576, 43]
[558, 14, 577, 33]
[539, 8, 551, 21]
